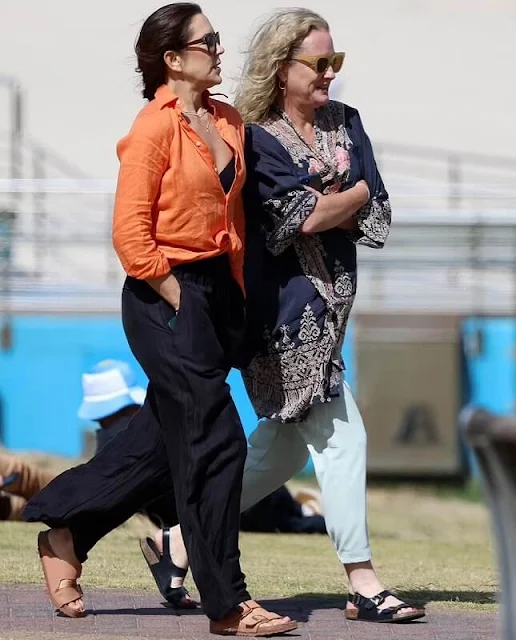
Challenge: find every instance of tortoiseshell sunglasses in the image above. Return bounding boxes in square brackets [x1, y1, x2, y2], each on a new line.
[185, 32, 220, 55]
[291, 52, 345, 74]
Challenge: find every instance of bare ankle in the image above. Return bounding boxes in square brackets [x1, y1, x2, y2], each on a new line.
[169, 525, 188, 570]
[48, 527, 72, 546]
[153, 529, 164, 554]
[153, 526, 188, 575]
[48, 528, 79, 564]
[343, 561, 383, 596]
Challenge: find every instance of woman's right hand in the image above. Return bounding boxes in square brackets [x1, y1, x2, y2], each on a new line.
[147, 273, 182, 311]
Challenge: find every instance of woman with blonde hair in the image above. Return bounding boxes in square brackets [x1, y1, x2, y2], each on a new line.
[234, 8, 426, 624]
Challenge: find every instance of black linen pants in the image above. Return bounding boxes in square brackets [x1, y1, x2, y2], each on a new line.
[24, 255, 250, 620]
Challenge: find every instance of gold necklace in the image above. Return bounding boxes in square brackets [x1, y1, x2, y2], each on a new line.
[183, 108, 212, 133]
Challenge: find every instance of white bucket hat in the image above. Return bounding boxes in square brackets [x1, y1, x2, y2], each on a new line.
[77, 359, 146, 421]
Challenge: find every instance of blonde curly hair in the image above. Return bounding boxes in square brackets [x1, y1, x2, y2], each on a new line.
[234, 8, 329, 125]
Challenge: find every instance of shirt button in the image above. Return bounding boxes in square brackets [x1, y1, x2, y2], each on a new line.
[195, 141, 201, 147]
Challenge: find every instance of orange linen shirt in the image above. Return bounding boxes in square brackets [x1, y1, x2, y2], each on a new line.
[112, 84, 246, 291]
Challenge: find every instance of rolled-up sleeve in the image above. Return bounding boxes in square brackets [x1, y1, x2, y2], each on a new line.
[112, 111, 173, 279]
[347, 109, 391, 248]
[354, 196, 391, 248]
[264, 189, 317, 256]
[244, 125, 316, 256]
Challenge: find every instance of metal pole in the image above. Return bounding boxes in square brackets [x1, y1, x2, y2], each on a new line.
[448, 154, 461, 210]
[32, 145, 45, 278]
[105, 193, 117, 285]
[0, 77, 23, 350]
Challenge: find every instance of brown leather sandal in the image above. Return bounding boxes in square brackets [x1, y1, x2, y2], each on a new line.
[37, 531, 85, 618]
[210, 600, 298, 636]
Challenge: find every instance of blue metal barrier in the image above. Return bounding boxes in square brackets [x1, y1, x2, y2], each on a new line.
[461, 317, 516, 476]
[0, 315, 356, 464]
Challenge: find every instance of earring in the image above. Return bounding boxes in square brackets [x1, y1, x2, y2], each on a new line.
[278, 80, 286, 92]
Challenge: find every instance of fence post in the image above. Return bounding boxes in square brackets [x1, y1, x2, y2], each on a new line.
[0, 77, 23, 351]
[32, 146, 46, 278]
[448, 154, 461, 210]
[105, 193, 117, 285]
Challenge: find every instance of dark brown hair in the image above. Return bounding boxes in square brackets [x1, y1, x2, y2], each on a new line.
[135, 3, 202, 101]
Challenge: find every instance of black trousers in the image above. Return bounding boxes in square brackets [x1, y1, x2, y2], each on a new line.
[24, 255, 250, 621]
[94, 417, 178, 529]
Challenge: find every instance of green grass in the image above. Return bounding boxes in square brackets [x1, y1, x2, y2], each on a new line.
[0, 484, 497, 612]
[367, 478, 485, 504]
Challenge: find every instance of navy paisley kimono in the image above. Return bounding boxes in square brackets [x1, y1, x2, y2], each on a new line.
[242, 101, 391, 422]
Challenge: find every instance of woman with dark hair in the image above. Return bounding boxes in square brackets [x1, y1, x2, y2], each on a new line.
[24, 4, 297, 636]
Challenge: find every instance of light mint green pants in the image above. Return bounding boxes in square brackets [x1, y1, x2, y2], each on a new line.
[241, 378, 371, 564]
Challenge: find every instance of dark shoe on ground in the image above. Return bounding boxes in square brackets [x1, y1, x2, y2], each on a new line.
[140, 527, 198, 609]
[345, 590, 426, 623]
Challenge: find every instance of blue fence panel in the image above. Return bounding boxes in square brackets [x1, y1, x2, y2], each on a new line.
[0, 316, 143, 456]
[462, 317, 516, 477]
[462, 317, 516, 414]
[0, 315, 357, 465]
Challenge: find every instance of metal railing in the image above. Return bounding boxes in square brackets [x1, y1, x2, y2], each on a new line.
[0, 176, 515, 314]
[0, 194, 514, 315]
[0, 82, 515, 314]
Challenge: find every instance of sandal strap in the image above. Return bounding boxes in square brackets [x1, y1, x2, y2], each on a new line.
[239, 601, 282, 624]
[371, 590, 412, 613]
[161, 528, 187, 579]
[352, 590, 419, 617]
[351, 591, 386, 609]
[162, 527, 171, 559]
[210, 603, 296, 636]
[54, 579, 83, 608]
[390, 602, 412, 614]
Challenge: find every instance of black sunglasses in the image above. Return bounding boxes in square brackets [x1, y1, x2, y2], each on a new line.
[184, 32, 220, 55]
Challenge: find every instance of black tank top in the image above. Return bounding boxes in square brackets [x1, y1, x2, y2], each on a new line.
[219, 157, 236, 194]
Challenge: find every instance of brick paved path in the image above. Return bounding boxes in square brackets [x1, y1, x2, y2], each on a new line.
[0, 585, 498, 640]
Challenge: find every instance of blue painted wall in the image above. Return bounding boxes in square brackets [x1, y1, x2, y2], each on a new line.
[462, 317, 516, 415]
[0, 315, 356, 461]
[1, 313, 513, 482]
[461, 317, 516, 477]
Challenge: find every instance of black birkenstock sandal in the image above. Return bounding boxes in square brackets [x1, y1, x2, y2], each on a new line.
[140, 527, 199, 609]
[345, 590, 426, 623]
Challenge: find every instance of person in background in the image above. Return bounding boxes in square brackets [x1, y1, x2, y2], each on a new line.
[23, 4, 296, 635]
[0, 461, 53, 522]
[0, 360, 146, 521]
[240, 484, 325, 534]
[0, 359, 195, 608]
[233, 8, 426, 624]
[1, 359, 325, 601]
